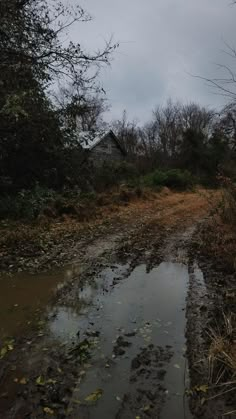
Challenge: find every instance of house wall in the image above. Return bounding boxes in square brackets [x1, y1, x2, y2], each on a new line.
[89, 134, 125, 166]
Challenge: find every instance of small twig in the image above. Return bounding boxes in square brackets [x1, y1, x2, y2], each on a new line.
[223, 410, 236, 416]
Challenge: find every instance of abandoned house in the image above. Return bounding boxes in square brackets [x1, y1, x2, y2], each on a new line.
[79, 130, 126, 166]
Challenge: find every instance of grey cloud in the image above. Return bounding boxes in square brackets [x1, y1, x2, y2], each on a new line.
[69, 0, 236, 122]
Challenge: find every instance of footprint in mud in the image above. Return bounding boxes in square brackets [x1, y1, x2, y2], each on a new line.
[113, 336, 132, 356]
[116, 344, 173, 419]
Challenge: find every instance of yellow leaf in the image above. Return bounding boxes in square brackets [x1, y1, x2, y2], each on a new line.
[0, 347, 7, 359]
[47, 379, 57, 385]
[194, 385, 208, 393]
[20, 377, 27, 385]
[85, 388, 103, 402]
[43, 407, 54, 415]
[199, 385, 208, 393]
[36, 376, 45, 386]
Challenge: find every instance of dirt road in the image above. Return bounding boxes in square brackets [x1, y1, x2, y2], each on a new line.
[0, 189, 235, 418]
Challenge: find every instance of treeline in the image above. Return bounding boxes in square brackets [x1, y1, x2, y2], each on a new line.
[112, 102, 236, 185]
[1, 0, 236, 207]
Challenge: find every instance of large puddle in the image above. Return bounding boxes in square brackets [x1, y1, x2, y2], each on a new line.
[48, 262, 193, 418]
[0, 259, 196, 418]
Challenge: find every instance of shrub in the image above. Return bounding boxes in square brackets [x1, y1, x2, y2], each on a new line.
[0, 186, 58, 220]
[142, 169, 194, 190]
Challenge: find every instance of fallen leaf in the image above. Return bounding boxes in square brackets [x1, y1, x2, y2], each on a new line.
[0, 347, 7, 359]
[43, 407, 54, 415]
[195, 385, 209, 393]
[85, 388, 103, 402]
[19, 377, 27, 385]
[36, 376, 45, 386]
[47, 379, 57, 385]
[116, 396, 121, 401]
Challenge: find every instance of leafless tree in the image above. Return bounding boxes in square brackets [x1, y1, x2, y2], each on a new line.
[181, 103, 215, 136]
[152, 99, 182, 158]
[112, 110, 140, 156]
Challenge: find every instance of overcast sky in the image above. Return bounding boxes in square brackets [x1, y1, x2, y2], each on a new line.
[70, 0, 236, 123]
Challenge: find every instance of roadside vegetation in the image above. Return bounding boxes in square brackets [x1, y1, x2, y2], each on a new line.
[189, 177, 236, 411]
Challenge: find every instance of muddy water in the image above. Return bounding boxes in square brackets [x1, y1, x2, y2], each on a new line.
[0, 267, 72, 340]
[0, 256, 197, 417]
[48, 262, 193, 419]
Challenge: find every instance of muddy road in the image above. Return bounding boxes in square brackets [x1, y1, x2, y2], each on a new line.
[0, 190, 235, 418]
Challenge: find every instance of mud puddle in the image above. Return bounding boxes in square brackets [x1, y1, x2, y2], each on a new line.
[47, 262, 195, 418]
[0, 266, 74, 340]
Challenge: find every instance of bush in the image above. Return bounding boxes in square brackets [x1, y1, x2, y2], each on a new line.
[142, 169, 194, 190]
[0, 186, 58, 220]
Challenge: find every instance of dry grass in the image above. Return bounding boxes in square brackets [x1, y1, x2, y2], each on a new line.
[207, 313, 236, 385]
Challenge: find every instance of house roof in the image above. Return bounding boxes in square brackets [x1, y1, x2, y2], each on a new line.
[78, 130, 126, 154]
[78, 131, 105, 150]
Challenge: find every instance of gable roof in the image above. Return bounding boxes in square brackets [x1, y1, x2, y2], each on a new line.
[78, 130, 126, 155]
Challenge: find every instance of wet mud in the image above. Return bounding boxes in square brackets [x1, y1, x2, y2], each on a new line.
[0, 191, 234, 418]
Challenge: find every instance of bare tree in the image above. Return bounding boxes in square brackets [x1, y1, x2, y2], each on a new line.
[112, 110, 140, 156]
[152, 99, 182, 158]
[0, 0, 118, 90]
[181, 103, 215, 136]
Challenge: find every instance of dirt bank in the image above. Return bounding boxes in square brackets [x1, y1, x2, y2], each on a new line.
[1, 189, 235, 419]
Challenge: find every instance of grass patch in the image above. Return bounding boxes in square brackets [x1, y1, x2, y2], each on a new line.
[207, 313, 236, 384]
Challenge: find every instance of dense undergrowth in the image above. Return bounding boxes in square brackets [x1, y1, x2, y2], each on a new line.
[142, 169, 194, 190]
[0, 164, 198, 221]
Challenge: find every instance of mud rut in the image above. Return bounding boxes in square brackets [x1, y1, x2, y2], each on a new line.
[0, 192, 234, 419]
